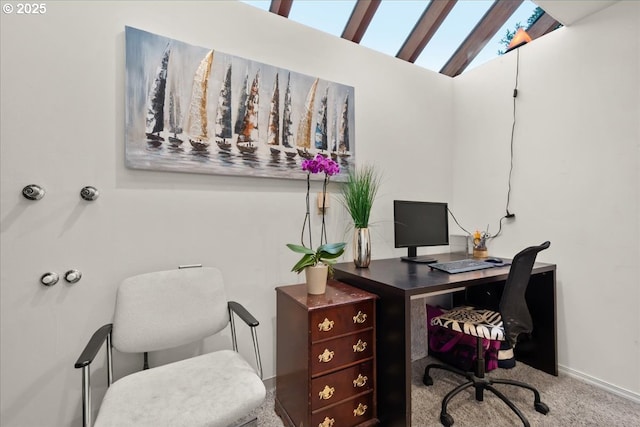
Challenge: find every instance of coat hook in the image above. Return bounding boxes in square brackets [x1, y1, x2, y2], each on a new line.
[22, 184, 45, 201]
[64, 269, 82, 284]
[80, 186, 99, 201]
[40, 272, 59, 287]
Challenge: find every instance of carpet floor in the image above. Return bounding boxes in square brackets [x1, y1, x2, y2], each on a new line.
[249, 356, 640, 426]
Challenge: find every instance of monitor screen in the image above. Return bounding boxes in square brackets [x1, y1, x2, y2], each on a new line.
[393, 200, 449, 259]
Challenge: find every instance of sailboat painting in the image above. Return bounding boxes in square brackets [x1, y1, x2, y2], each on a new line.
[125, 26, 355, 181]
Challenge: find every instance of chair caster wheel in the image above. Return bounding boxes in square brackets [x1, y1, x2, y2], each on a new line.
[423, 373, 433, 386]
[535, 401, 550, 415]
[440, 412, 454, 426]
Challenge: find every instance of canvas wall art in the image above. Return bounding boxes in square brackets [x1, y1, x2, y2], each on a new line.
[125, 26, 355, 180]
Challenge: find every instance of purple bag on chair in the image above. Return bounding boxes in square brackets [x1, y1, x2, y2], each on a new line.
[426, 304, 500, 372]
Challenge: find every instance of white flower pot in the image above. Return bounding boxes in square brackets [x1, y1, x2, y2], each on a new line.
[305, 264, 328, 295]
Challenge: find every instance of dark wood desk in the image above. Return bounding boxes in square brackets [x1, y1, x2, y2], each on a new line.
[334, 253, 557, 427]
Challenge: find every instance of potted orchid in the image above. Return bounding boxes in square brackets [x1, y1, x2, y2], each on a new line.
[287, 154, 345, 294]
[286, 242, 346, 274]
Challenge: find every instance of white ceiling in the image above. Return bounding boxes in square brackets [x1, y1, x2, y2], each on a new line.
[534, 0, 618, 25]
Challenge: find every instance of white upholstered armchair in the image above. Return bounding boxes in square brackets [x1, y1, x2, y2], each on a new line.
[74, 266, 265, 427]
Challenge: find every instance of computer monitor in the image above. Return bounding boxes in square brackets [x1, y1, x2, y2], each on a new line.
[393, 200, 449, 263]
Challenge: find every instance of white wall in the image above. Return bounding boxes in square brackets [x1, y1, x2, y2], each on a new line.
[452, 1, 639, 398]
[0, 1, 453, 426]
[4, 1, 637, 426]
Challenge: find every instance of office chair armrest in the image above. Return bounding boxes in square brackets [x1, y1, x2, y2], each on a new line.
[74, 324, 113, 427]
[228, 301, 259, 327]
[74, 324, 113, 368]
[228, 301, 263, 379]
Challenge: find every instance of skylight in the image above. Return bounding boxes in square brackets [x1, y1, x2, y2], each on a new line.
[288, 0, 357, 37]
[358, 1, 429, 57]
[465, 1, 539, 71]
[415, 0, 494, 72]
[242, 0, 544, 75]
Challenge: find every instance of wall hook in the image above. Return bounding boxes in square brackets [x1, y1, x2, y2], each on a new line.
[64, 269, 82, 284]
[22, 184, 45, 201]
[40, 272, 59, 287]
[80, 186, 99, 201]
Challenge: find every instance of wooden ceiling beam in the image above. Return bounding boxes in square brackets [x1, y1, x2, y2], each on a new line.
[440, 0, 523, 77]
[527, 12, 560, 40]
[397, 0, 457, 63]
[341, 0, 381, 43]
[269, 0, 293, 17]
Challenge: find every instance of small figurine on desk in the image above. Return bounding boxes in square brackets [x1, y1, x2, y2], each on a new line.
[472, 229, 490, 258]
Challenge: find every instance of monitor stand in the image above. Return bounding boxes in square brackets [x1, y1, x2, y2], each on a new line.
[400, 247, 437, 264]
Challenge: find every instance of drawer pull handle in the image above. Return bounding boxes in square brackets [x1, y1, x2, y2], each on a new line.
[353, 374, 368, 387]
[353, 339, 367, 353]
[353, 311, 367, 324]
[353, 403, 368, 417]
[319, 385, 335, 400]
[319, 417, 335, 427]
[318, 318, 334, 332]
[318, 348, 334, 363]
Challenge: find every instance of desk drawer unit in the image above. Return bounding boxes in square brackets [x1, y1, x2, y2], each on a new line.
[311, 361, 374, 410]
[311, 330, 374, 376]
[312, 392, 375, 427]
[311, 300, 373, 341]
[275, 281, 378, 427]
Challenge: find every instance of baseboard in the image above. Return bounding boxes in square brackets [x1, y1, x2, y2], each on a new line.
[263, 376, 276, 391]
[559, 364, 640, 404]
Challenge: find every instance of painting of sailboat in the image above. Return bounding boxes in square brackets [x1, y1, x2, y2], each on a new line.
[337, 95, 351, 158]
[296, 78, 319, 160]
[236, 71, 260, 155]
[167, 86, 183, 146]
[282, 73, 296, 159]
[234, 74, 248, 136]
[215, 65, 233, 151]
[314, 87, 329, 154]
[145, 43, 170, 144]
[187, 50, 214, 150]
[125, 26, 355, 180]
[267, 73, 281, 156]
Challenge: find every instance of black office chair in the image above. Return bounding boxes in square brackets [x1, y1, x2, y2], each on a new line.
[423, 241, 551, 427]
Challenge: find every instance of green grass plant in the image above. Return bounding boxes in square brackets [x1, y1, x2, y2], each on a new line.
[340, 164, 382, 228]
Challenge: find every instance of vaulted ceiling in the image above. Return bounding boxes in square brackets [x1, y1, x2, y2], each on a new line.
[264, 0, 562, 77]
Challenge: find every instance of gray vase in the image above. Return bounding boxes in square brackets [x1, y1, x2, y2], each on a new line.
[353, 228, 371, 268]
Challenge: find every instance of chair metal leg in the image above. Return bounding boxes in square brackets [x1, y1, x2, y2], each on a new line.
[485, 384, 531, 427]
[81, 366, 91, 427]
[250, 327, 263, 379]
[425, 359, 551, 427]
[78, 328, 112, 427]
[229, 308, 239, 352]
[231, 416, 258, 427]
[491, 378, 550, 414]
[491, 378, 542, 403]
[106, 333, 113, 386]
[440, 381, 474, 427]
[424, 334, 549, 426]
[424, 363, 470, 386]
[442, 381, 474, 410]
[228, 305, 263, 379]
